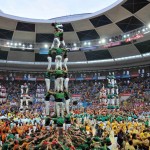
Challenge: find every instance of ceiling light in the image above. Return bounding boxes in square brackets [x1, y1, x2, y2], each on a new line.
[29, 44, 33, 48]
[101, 39, 106, 44]
[44, 44, 48, 48]
[123, 35, 127, 38]
[18, 43, 22, 46]
[73, 43, 76, 47]
[88, 42, 91, 46]
[84, 42, 87, 45]
[10, 43, 13, 46]
[14, 43, 17, 46]
[6, 42, 9, 45]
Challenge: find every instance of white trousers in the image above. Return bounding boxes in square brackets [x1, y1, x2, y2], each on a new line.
[47, 56, 52, 70]
[64, 78, 69, 91]
[55, 102, 64, 117]
[26, 99, 28, 107]
[51, 37, 60, 49]
[116, 98, 119, 105]
[65, 124, 71, 130]
[107, 89, 111, 94]
[116, 88, 119, 95]
[56, 77, 64, 91]
[101, 98, 107, 103]
[111, 88, 114, 94]
[65, 99, 70, 114]
[111, 99, 115, 105]
[64, 57, 68, 70]
[107, 99, 110, 105]
[45, 78, 50, 92]
[45, 101, 50, 116]
[55, 55, 62, 69]
[60, 40, 65, 48]
[54, 79, 57, 91]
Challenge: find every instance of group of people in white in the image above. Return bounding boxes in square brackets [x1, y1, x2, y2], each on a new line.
[20, 83, 31, 109]
[0, 84, 7, 103]
[99, 72, 119, 106]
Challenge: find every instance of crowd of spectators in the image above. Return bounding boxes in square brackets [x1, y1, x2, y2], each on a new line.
[0, 73, 149, 109]
[0, 106, 149, 150]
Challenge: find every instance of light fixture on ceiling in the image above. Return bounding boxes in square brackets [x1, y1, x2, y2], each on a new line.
[29, 44, 33, 48]
[84, 42, 87, 46]
[73, 43, 76, 47]
[123, 35, 127, 38]
[101, 39, 106, 44]
[88, 42, 91, 46]
[44, 44, 48, 48]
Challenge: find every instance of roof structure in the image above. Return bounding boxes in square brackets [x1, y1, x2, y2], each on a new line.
[0, 0, 150, 71]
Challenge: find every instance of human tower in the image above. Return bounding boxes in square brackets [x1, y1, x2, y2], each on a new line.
[44, 23, 70, 118]
[99, 72, 119, 109]
[107, 72, 119, 109]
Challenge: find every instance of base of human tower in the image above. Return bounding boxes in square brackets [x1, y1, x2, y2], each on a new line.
[45, 114, 71, 131]
[107, 105, 119, 109]
[106, 96, 120, 109]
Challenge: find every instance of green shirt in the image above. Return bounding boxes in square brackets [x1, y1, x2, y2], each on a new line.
[55, 48, 63, 55]
[55, 92, 65, 99]
[45, 71, 51, 79]
[108, 84, 114, 88]
[54, 31, 63, 37]
[57, 117, 64, 126]
[2, 142, 10, 150]
[55, 69, 64, 75]
[7, 134, 14, 140]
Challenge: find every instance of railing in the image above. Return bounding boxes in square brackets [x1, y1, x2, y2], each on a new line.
[0, 52, 149, 65]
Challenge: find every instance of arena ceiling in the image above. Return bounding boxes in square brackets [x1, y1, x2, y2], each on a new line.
[0, 0, 149, 43]
[0, 0, 150, 71]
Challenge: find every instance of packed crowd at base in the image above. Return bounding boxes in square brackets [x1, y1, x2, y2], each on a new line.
[0, 105, 149, 150]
